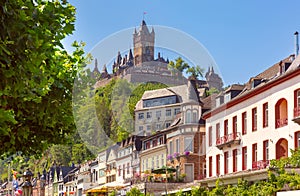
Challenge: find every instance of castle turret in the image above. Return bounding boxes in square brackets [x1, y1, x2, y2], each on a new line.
[133, 20, 155, 65]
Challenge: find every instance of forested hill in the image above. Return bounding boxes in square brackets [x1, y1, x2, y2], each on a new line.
[0, 79, 168, 181]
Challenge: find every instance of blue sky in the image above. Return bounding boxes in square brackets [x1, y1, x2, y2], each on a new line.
[63, 0, 300, 85]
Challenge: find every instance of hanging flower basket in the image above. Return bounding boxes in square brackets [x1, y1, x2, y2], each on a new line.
[174, 152, 180, 158]
[167, 154, 173, 160]
[184, 151, 190, 156]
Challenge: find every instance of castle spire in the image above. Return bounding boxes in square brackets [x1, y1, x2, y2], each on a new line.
[116, 51, 122, 65]
[93, 58, 99, 73]
[139, 19, 150, 34]
[101, 64, 108, 74]
[128, 49, 133, 61]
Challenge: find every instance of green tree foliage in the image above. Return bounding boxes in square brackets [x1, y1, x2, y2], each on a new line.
[168, 57, 205, 79]
[186, 65, 205, 79]
[206, 87, 220, 96]
[49, 145, 72, 166]
[108, 190, 117, 196]
[95, 79, 118, 141]
[93, 79, 167, 142]
[126, 187, 142, 196]
[71, 143, 95, 164]
[168, 57, 189, 72]
[128, 82, 168, 118]
[0, 0, 87, 156]
[174, 150, 300, 195]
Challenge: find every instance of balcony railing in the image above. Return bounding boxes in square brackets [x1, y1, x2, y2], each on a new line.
[216, 132, 241, 149]
[293, 107, 300, 125]
[252, 160, 270, 170]
[276, 118, 288, 128]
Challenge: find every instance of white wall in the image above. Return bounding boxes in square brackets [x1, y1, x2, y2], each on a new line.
[206, 74, 300, 178]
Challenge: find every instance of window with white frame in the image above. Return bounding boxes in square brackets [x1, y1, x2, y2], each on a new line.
[192, 110, 198, 123]
[184, 136, 193, 152]
[166, 109, 171, 116]
[176, 139, 180, 153]
[174, 108, 180, 115]
[138, 113, 144, 120]
[147, 112, 152, 119]
[186, 110, 191, 123]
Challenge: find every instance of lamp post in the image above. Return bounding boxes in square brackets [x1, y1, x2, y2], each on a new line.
[22, 169, 33, 196]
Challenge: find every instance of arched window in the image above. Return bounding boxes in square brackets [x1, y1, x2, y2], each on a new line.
[186, 109, 191, 123]
[276, 138, 288, 159]
[275, 98, 288, 128]
[192, 109, 198, 123]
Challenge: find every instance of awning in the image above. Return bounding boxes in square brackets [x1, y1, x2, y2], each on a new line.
[87, 182, 124, 193]
[64, 191, 75, 195]
[152, 166, 177, 174]
[87, 186, 108, 193]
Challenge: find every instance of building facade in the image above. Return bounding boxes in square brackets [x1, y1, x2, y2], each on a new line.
[203, 54, 300, 186]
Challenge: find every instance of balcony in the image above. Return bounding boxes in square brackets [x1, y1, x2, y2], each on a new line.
[216, 132, 241, 150]
[275, 118, 288, 128]
[292, 107, 300, 125]
[252, 160, 270, 170]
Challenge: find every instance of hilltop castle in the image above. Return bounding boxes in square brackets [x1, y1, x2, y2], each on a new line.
[92, 20, 223, 91]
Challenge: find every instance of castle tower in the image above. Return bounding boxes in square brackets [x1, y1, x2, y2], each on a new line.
[205, 66, 224, 91]
[133, 20, 155, 65]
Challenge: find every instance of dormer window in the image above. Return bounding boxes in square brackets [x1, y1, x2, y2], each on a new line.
[216, 96, 224, 107]
[251, 79, 262, 89]
[280, 62, 292, 74]
[224, 93, 231, 103]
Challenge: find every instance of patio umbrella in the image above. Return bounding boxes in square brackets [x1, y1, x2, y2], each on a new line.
[151, 166, 176, 174]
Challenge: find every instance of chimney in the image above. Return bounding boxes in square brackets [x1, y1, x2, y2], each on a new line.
[295, 31, 299, 56]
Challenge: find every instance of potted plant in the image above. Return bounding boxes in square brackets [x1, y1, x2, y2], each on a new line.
[178, 173, 186, 182]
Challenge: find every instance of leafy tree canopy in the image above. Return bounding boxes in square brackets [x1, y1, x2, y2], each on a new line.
[0, 0, 87, 156]
[168, 57, 205, 79]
